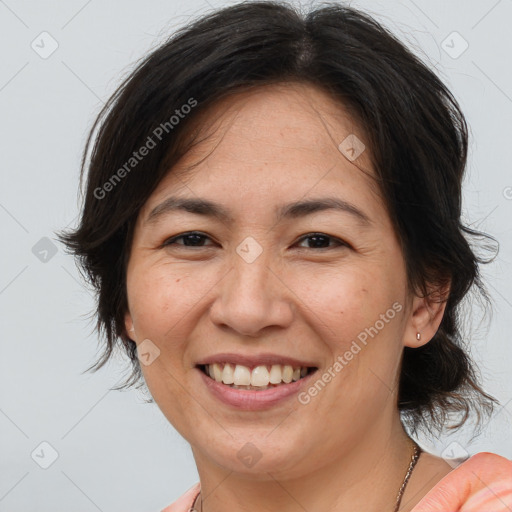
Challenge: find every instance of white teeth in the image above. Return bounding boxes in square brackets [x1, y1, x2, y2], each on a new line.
[282, 365, 293, 383]
[269, 364, 282, 384]
[213, 363, 223, 381]
[233, 365, 251, 385]
[205, 363, 311, 387]
[251, 366, 270, 386]
[221, 363, 235, 384]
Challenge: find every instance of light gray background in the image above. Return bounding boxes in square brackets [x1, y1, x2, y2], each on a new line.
[1, 0, 511, 511]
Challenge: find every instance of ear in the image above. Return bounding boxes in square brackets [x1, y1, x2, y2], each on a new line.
[124, 311, 136, 340]
[403, 281, 450, 348]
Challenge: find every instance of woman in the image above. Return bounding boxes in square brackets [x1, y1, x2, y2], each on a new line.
[59, 1, 512, 511]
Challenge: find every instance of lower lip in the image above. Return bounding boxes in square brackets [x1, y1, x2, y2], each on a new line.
[197, 367, 317, 411]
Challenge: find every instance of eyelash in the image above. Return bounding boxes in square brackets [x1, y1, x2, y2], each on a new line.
[161, 231, 349, 250]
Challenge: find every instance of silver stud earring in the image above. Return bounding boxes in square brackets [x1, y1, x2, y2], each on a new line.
[416, 332, 421, 341]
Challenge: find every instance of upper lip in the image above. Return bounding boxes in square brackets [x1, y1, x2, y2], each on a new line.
[195, 352, 318, 369]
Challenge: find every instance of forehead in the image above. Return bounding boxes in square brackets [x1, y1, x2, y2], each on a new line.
[178, 82, 372, 167]
[141, 82, 382, 221]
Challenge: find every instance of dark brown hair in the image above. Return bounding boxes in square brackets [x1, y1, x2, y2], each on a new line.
[58, 0, 498, 435]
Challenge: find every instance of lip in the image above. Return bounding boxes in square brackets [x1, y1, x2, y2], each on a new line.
[195, 352, 318, 370]
[196, 366, 319, 411]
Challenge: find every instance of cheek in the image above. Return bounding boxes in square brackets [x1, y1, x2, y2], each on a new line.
[292, 263, 391, 329]
[293, 263, 404, 370]
[126, 263, 198, 337]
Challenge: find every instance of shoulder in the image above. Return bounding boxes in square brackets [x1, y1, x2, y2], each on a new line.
[463, 451, 512, 472]
[160, 482, 201, 512]
[412, 452, 512, 511]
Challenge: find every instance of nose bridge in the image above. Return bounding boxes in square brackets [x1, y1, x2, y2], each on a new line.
[233, 243, 271, 294]
[229, 239, 274, 312]
[210, 237, 292, 335]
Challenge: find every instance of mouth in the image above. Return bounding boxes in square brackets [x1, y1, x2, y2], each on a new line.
[196, 363, 319, 390]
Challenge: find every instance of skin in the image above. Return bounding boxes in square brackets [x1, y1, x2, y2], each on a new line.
[124, 82, 453, 512]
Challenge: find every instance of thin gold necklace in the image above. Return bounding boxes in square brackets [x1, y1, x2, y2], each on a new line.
[395, 441, 421, 511]
[192, 441, 421, 512]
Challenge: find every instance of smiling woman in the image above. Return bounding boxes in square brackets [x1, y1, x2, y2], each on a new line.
[58, 1, 512, 511]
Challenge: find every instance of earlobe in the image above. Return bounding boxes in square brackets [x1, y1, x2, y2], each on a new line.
[124, 312, 136, 339]
[404, 285, 449, 348]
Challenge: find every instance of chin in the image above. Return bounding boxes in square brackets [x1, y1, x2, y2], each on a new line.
[199, 437, 314, 479]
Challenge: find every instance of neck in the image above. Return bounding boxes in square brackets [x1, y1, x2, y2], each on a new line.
[190, 415, 415, 512]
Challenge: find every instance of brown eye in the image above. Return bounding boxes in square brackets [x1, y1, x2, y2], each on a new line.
[295, 233, 349, 250]
[163, 232, 214, 248]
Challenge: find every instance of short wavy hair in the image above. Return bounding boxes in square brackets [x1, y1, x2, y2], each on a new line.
[59, 0, 498, 435]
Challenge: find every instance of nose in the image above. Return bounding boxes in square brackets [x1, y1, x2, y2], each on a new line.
[209, 249, 294, 337]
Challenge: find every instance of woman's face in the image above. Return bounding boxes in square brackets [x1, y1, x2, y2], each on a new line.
[124, 82, 420, 479]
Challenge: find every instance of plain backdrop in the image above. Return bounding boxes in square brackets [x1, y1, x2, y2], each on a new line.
[1, 0, 511, 510]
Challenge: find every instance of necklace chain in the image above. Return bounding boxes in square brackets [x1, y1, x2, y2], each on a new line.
[394, 441, 421, 512]
[193, 441, 421, 512]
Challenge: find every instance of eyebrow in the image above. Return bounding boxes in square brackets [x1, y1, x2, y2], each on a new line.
[145, 196, 372, 226]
